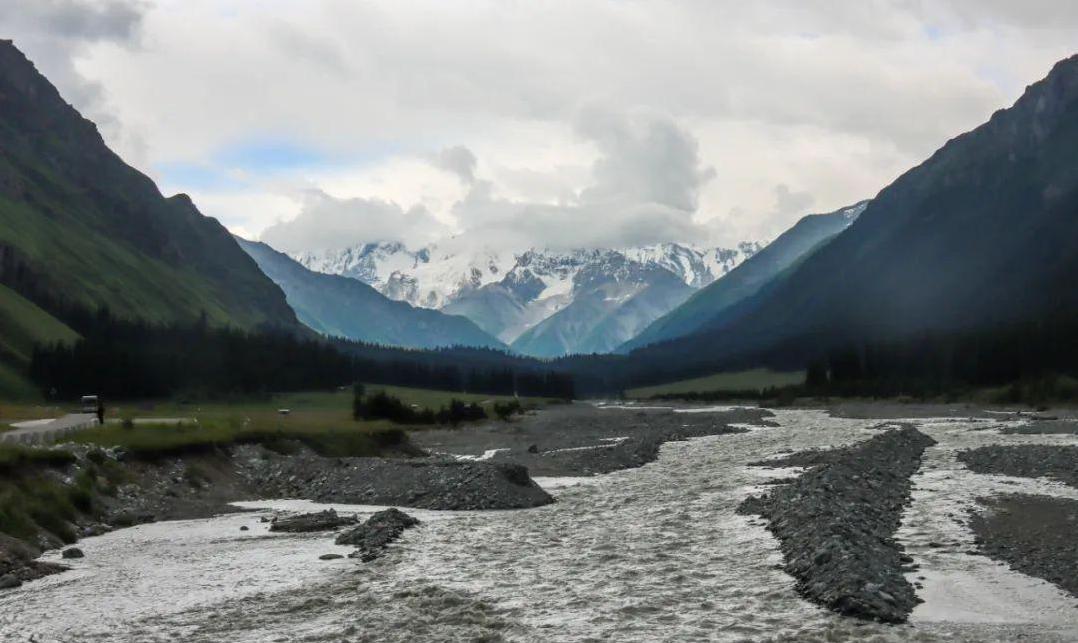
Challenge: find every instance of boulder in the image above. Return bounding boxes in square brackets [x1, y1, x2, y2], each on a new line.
[0, 574, 21, 590]
[336, 508, 419, 561]
[61, 547, 84, 559]
[269, 509, 357, 533]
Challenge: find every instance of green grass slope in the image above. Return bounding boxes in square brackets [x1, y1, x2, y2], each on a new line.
[0, 40, 296, 330]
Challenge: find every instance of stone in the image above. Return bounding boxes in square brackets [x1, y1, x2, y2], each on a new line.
[269, 509, 356, 533]
[0, 574, 21, 589]
[61, 547, 84, 559]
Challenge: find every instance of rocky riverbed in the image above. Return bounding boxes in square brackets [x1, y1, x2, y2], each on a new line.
[1, 403, 1077, 641]
[411, 402, 774, 476]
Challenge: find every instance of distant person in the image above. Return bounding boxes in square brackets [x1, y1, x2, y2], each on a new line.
[96, 398, 105, 425]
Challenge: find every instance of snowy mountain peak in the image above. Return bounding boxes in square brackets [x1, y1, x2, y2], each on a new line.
[291, 241, 761, 312]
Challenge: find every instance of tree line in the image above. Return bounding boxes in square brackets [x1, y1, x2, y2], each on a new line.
[802, 314, 1078, 400]
[28, 308, 576, 400]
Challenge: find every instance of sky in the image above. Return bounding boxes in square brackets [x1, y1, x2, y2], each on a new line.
[3, 1, 1077, 252]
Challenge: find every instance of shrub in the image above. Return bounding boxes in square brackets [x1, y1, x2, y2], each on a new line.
[493, 400, 523, 421]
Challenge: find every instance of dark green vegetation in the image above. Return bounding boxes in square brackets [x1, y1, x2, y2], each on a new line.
[626, 369, 805, 399]
[621, 201, 867, 352]
[237, 238, 505, 350]
[28, 311, 576, 400]
[70, 420, 414, 461]
[354, 390, 488, 425]
[0, 443, 112, 543]
[596, 54, 1078, 398]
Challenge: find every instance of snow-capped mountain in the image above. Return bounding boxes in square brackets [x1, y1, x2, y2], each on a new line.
[294, 242, 761, 312]
[292, 242, 514, 309]
[291, 241, 762, 355]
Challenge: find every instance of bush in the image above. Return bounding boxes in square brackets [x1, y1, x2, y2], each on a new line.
[435, 399, 487, 425]
[493, 399, 523, 421]
[0, 445, 76, 477]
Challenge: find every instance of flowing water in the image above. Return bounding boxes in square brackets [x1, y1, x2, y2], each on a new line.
[2, 408, 1077, 642]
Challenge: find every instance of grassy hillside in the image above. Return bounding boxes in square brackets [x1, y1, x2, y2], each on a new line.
[0, 40, 296, 331]
[0, 283, 78, 400]
[0, 284, 76, 364]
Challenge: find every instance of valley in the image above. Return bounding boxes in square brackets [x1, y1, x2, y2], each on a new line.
[0, 7, 1077, 642]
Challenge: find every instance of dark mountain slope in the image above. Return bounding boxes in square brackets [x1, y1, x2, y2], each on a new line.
[628, 54, 1078, 380]
[0, 40, 296, 331]
[621, 201, 867, 351]
[237, 238, 505, 350]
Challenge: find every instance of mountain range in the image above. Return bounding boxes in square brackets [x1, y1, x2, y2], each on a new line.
[292, 241, 762, 356]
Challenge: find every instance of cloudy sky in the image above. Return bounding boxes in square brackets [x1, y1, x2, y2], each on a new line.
[4, 1, 1077, 252]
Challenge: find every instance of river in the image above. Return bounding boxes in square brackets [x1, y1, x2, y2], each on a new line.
[2, 408, 1077, 642]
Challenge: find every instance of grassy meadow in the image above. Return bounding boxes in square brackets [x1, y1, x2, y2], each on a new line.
[626, 368, 805, 399]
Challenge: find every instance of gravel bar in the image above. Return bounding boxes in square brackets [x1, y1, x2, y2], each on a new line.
[957, 445, 1078, 489]
[970, 494, 1078, 597]
[739, 426, 936, 623]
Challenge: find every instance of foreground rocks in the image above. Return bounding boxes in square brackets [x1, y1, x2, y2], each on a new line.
[336, 508, 420, 562]
[958, 445, 1078, 488]
[0, 534, 67, 590]
[970, 494, 1078, 597]
[242, 454, 553, 510]
[269, 509, 357, 533]
[739, 426, 936, 623]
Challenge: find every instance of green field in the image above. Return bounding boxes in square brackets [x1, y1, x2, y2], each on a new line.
[107, 385, 548, 422]
[627, 369, 805, 399]
[64, 385, 549, 459]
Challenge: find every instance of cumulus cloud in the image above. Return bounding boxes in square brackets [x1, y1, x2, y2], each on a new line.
[259, 190, 450, 253]
[431, 145, 478, 185]
[260, 109, 720, 251]
[5, 1, 1077, 247]
[576, 107, 716, 212]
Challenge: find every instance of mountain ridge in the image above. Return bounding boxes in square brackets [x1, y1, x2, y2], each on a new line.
[623, 53, 1078, 381]
[237, 238, 506, 350]
[0, 40, 297, 334]
[620, 200, 867, 352]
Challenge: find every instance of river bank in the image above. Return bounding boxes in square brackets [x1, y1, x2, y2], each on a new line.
[1, 402, 1077, 641]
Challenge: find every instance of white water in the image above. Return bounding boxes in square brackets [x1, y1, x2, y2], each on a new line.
[2, 410, 1077, 642]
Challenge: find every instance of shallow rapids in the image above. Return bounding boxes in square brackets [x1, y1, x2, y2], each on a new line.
[2, 408, 1077, 642]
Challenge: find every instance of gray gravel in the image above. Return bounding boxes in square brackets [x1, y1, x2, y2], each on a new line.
[970, 494, 1078, 597]
[238, 451, 554, 510]
[412, 403, 774, 477]
[957, 445, 1078, 489]
[739, 426, 936, 623]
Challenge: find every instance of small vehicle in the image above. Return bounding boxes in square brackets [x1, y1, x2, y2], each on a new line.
[80, 395, 100, 414]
